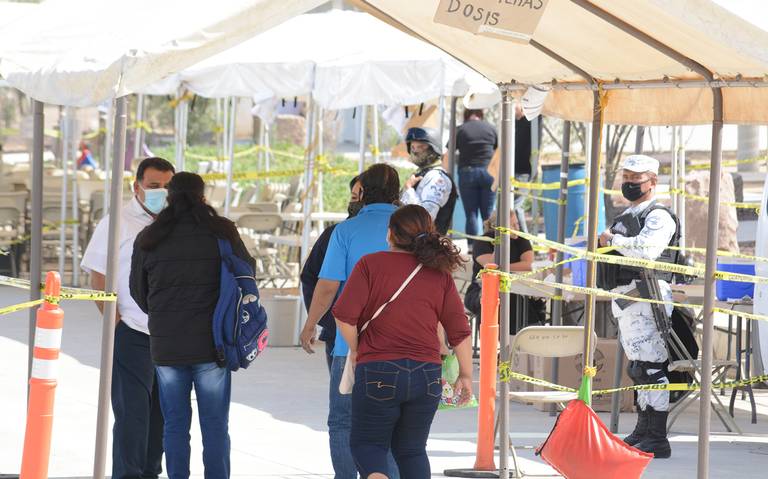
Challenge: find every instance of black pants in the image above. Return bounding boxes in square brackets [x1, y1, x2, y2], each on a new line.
[112, 321, 164, 479]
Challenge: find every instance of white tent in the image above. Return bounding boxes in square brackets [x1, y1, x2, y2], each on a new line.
[140, 10, 498, 108]
[0, 0, 324, 107]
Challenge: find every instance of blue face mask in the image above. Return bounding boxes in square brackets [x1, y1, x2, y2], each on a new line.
[140, 186, 168, 215]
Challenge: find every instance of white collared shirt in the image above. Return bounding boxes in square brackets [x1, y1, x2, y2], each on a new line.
[81, 196, 153, 334]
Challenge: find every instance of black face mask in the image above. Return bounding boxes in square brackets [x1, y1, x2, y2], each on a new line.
[621, 180, 649, 202]
[347, 200, 364, 218]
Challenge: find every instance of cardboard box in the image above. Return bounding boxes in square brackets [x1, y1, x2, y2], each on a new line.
[530, 338, 634, 413]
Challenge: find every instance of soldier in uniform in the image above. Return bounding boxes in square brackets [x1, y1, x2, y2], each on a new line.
[598, 154, 679, 459]
[400, 127, 457, 234]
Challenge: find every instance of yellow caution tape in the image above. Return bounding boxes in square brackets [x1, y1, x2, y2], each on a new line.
[128, 121, 153, 133]
[688, 156, 767, 171]
[583, 366, 597, 378]
[518, 191, 566, 206]
[500, 367, 768, 394]
[82, 127, 107, 141]
[0, 275, 117, 305]
[510, 178, 587, 191]
[496, 227, 768, 285]
[168, 91, 195, 109]
[0, 299, 45, 316]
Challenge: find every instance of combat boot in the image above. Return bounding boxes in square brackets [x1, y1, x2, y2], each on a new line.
[623, 406, 649, 446]
[634, 407, 671, 459]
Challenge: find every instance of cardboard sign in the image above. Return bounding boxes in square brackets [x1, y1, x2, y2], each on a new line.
[434, 0, 549, 43]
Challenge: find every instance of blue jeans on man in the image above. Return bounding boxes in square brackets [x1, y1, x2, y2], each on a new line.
[155, 362, 231, 479]
[112, 321, 164, 479]
[458, 166, 497, 237]
[350, 359, 441, 478]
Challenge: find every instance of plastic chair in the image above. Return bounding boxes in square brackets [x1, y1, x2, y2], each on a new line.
[0, 206, 22, 276]
[236, 213, 293, 287]
[501, 325, 596, 478]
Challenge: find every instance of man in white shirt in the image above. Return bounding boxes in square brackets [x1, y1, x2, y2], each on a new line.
[81, 157, 174, 479]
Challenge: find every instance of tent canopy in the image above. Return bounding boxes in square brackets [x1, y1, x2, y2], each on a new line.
[351, 0, 768, 125]
[0, 0, 324, 107]
[141, 10, 498, 109]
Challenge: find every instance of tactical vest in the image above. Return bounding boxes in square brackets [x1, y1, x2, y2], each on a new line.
[596, 202, 681, 290]
[417, 165, 458, 235]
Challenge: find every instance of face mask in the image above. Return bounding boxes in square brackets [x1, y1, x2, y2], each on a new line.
[140, 186, 168, 215]
[621, 180, 649, 202]
[347, 200, 364, 218]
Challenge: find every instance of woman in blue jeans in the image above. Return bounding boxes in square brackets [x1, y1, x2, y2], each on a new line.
[333, 205, 474, 478]
[130, 172, 255, 479]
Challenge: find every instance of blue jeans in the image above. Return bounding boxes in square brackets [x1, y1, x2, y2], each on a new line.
[458, 166, 496, 237]
[330, 356, 400, 479]
[350, 359, 441, 478]
[155, 363, 231, 479]
[112, 322, 164, 479]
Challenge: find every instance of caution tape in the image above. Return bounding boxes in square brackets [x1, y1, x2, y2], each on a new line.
[688, 156, 767, 171]
[186, 145, 306, 162]
[518, 191, 566, 206]
[128, 120, 153, 133]
[496, 227, 768, 286]
[0, 299, 45, 316]
[0, 275, 116, 316]
[447, 230, 499, 244]
[499, 366, 768, 394]
[82, 127, 107, 141]
[0, 220, 81, 252]
[168, 91, 195, 109]
[510, 178, 587, 191]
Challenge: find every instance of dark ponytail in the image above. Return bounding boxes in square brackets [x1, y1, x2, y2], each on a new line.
[389, 205, 465, 273]
[138, 172, 239, 250]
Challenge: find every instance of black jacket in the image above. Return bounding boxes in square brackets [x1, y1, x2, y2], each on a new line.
[300, 224, 337, 342]
[130, 213, 254, 366]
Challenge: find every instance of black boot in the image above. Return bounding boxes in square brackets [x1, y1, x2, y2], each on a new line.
[623, 406, 649, 446]
[635, 407, 672, 459]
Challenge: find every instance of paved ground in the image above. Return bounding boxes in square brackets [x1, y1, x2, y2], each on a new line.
[1, 286, 767, 478]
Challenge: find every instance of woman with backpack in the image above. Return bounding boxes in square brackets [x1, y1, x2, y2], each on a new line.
[332, 204, 473, 479]
[130, 172, 255, 479]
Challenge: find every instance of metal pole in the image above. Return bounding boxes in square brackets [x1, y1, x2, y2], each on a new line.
[698, 87, 724, 479]
[498, 90, 515, 479]
[530, 117, 541, 235]
[317, 107, 325, 230]
[581, 91, 603, 396]
[301, 99, 317, 265]
[58, 108, 69, 281]
[447, 97, 458, 174]
[92, 95, 127, 479]
[372, 105, 380, 163]
[358, 105, 367, 174]
[670, 126, 679, 215]
[28, 100, 44, 381]
[224, 97, 237, 217]
[583, 122, 592, 231]
[550, 120, 571, 416]
[678, 126, 686, 251]
[71, 111, 80, 287]
[133, 94, 144, 160]
[103, 102, 113, 213]
[438, 95, 446, 147]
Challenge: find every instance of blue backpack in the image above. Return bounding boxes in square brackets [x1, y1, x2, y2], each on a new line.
[212, 238, 269, 371]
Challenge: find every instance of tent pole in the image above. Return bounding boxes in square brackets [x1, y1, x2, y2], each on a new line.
[224, 97, 237, 217]
[447, 97, 458, 174]
[103, 102, 113, 212]
[317, 107, 325, 229]
[678, 126, 687, 252]
[28, 100, 44, 382]
[497, 89, 515, 479]
[698, 87, 723, 479]
[438, 95, 446, 147]
[59, 108, 69, 282]
[93, 95, 127, 479]
[134, 93, 144, 160]
[301, 98, 317, 266]
[358, 105, 367, 174]
[71, 111, 80, 287]
[372, 105, 380, 163]
[670, 126, 679, 215]
[550, 120, 570, 416]
[530, 116, 541, 235]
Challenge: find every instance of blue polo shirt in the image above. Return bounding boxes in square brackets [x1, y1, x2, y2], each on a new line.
[319, 203, 397, 356]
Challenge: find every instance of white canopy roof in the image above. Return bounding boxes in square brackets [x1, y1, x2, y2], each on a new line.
[143, 10, 498, 109]
[0, 0, 324, 107]
[352, 0, 768, 125]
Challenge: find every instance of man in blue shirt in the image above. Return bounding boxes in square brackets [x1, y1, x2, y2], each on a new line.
[299, 163, 401, 479]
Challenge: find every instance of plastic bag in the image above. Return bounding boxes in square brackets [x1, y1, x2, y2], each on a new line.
[438, 353, 478, 410]
[536, 399, 652, 479]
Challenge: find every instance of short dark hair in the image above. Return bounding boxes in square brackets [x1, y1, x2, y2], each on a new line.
[463, 109, 484, 122]
[136, 157, 175, 182]
[349, 175, 360, 191]
[359, 164, 400, 205]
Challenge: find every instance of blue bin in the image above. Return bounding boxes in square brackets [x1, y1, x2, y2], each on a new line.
[716, 262, 755, 300]
[564, 240, 587, 287]
[541, 164, 606, 241]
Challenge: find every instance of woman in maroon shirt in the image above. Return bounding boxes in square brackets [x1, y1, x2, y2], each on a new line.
[333, 204, 473, 479]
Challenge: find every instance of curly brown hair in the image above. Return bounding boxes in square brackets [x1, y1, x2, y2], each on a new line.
[389, 205, 465, 273]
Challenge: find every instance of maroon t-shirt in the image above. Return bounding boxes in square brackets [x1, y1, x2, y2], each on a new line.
[332, 251, 471, 365]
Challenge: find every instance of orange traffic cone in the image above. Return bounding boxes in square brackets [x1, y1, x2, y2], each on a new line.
[20, 272, 64, 479]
